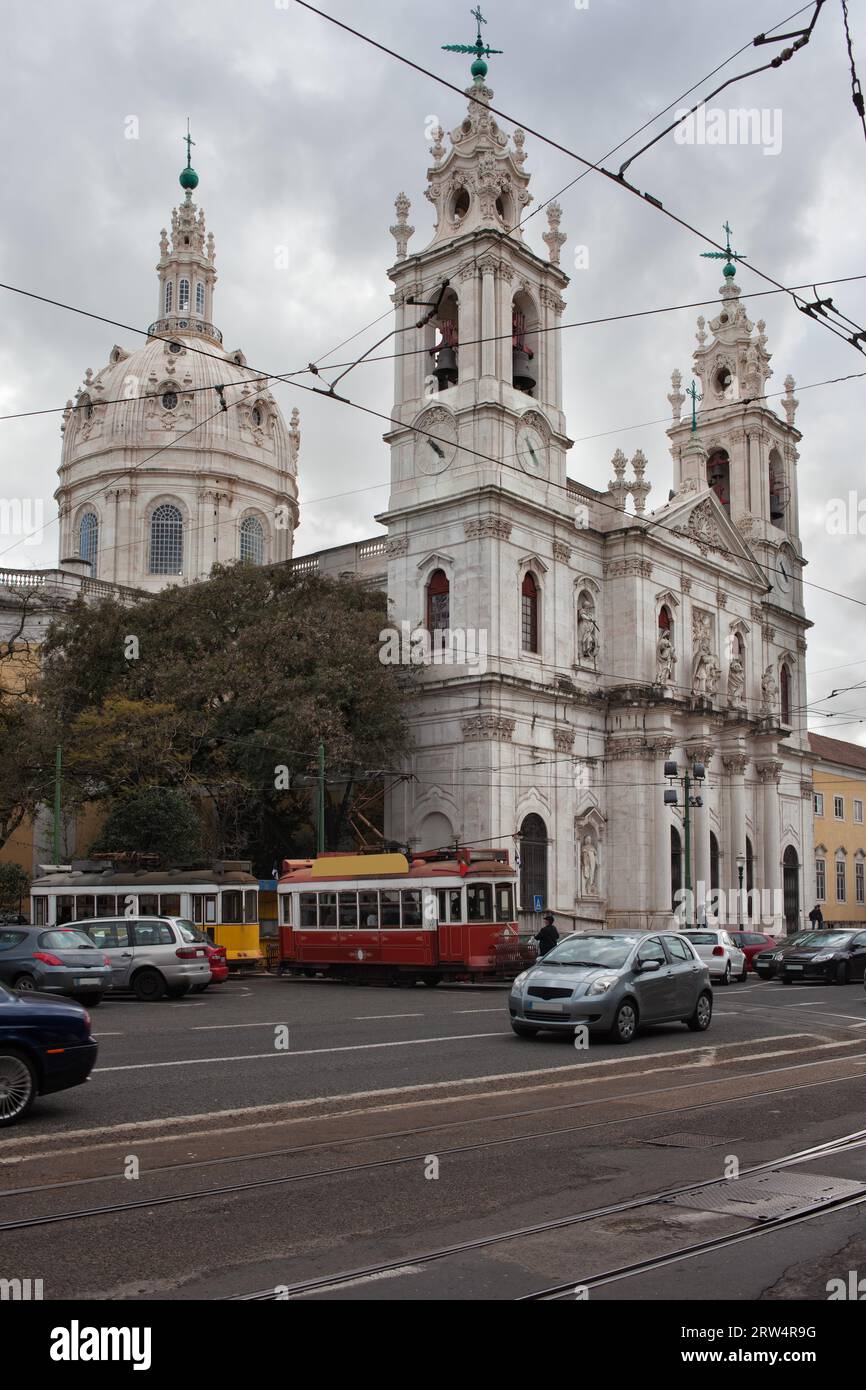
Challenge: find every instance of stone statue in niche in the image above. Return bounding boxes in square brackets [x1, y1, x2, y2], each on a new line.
[705, 655, 722, 698]
[580, 834, 599, 897]
[577, 593, 598, 662]
[656, 629, 676, 685]
[692, 612, 714, 696]
[761, 664, 777, 714]
[728, 654, 745, 706]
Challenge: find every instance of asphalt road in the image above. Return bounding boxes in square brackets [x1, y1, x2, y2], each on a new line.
[2, 971, 866, 1301]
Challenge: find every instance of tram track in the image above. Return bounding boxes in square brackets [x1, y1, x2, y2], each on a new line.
[232, 1127, 866, 1300]
[1, 1051, 865, 1237]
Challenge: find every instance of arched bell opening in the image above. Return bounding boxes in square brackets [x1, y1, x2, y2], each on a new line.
[707, 448, 731, 514]
[512, 290, 539, 396]
[768, 448, 788, 529]
[429, 288, 460, 392]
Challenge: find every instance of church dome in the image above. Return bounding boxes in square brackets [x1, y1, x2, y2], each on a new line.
[56, 143, 299, 591]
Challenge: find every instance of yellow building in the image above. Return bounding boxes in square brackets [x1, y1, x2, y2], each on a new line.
[810, 734, 866, 925]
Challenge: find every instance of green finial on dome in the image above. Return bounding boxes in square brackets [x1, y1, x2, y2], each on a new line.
[179, 119, 199, 194]
[700, 220, 747, 280]
[442, 6, 503, 83]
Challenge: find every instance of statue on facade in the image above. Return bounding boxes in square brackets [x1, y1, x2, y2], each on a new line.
[577, 594, 598, 662]
[705, 655, 722, 698]
[656, 630, 676, 685]
[728, 654, 745, 706]
[580, 834, 599, 897]
[761, 664, 777, 714]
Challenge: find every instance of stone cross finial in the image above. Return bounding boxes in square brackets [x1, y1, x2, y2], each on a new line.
[542, 201, 567, 266]
[630, 450, 651, 515]
[696, 315, 707, 347]
[390, 192, 415, 261]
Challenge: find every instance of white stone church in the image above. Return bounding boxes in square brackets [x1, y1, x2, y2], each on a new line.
[4, 53, 815, 932]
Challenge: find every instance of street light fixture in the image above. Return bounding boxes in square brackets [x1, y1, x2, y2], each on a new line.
[663, 757, 706, 928]
[736, 851, 746, 929]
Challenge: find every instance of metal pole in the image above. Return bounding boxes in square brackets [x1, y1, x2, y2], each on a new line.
[317, 742, 325, 856]
[52, 743, 62, 863]
[738, 865, 744, 929]
[683, 771, 693, 928]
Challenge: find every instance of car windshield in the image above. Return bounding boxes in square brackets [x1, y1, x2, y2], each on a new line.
[38, 929, 96, 950]
[175, 919, 210, 945]
[799, 932, 853, 949]
[540, 935, 639, 969]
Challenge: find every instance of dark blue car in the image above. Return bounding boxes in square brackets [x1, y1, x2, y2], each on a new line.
[0, 982, 98, 1126]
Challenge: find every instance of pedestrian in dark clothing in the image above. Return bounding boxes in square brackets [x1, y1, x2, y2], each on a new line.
[808, 903, 824, 926]
[534, 912, 560, 956]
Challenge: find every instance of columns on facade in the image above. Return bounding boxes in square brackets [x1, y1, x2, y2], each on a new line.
[479, 257, 497, 388]
[723, 753, 748, 909]
[687, 744, 714, 921]
[757, 759, 783, 928]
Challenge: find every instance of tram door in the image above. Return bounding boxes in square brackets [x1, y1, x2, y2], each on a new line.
[437, 887, 465, 961]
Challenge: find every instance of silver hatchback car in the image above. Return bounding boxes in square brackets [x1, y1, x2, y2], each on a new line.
[509, 931, 713, 1043]
[68, 917, 212, 1001]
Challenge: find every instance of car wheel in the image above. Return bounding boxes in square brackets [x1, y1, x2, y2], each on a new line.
[739, 965, 748, 983]
[421, 975, 442, 988]
[721, 962, 731, 986]
[133, 969, 166, 1003]
[511, 1021, 538, 1038]
[0, 1049, 37, 1127]
[610, 999, 638, 1044]
[13, 974, 37, 992]
[686, 990, 713, 1032]
[835, 961, 849, 985]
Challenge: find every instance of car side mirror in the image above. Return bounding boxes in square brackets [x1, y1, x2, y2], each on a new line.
[635, 958, 661, 973]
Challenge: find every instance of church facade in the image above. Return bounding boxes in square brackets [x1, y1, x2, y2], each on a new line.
[362, 58, 814, 934]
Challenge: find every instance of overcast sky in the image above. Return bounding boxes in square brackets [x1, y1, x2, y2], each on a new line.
[1, 0, 864, 738]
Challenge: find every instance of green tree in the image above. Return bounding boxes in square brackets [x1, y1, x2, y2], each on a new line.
[39, 565, 414, 871]
[90, 788, 205, 866]
[0, 861, 29, 915]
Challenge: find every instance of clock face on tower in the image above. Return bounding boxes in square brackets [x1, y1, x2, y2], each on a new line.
[413, 406, 457, 476]
[516, 420, 549, 478]
[776, 553, 792, 594]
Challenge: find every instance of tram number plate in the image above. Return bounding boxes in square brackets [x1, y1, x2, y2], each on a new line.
[528, 1000, 566, 1012]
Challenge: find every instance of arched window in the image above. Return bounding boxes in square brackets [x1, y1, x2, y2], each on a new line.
[239, 515, 265, 566]
[707, 449, 731, 514]
[512, 291, 539, 396]
[521, 571, 539, 653]
[519, 814, 548, 913]
[780, 663, 791, 725]
[149, 503, 183, 575]
[79, 512, 99, 576]
[658, 605, 672, 633]
[164, 281, 173, 314]
[195, 281, 205, 315]
[710, 832, 720, 894]
[426, 569, 449, 631]
[671, 827, 682, 910]
[769, 449, 787, 528]
[251, 405, 263, 428]
[178, 278, 190, 312]
[430, 289, 459, 392]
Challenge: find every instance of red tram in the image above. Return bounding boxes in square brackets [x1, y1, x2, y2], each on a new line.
[277, 848, 522, 984]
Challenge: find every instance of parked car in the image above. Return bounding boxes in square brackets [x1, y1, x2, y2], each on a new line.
[74, 917, 211, 1001]
[192, 942, 229, 992]
[0, 926, 111, 1004]
[677, 929, 747, 984]
[0, 982, 97, 1126]
[508, 931, 712, 1044]
[753, 930, 830, 979]
[780, 930, 866, 985]
[728, 930, 778, 972]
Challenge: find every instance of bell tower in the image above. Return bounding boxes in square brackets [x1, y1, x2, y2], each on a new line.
[667, 225, 805, 618]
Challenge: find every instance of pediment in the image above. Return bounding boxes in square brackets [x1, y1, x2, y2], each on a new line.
[656, 488, 766, 585]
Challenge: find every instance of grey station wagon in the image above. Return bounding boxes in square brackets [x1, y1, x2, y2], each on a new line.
[66, 916, 212, 1001]
[509, 931, 713, 1043]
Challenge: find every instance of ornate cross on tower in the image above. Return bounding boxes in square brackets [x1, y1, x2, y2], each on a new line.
[700, 220, 747, 280]
[686, 378, 702, 433]
[184, 119, 195, 167]
[442, 5, 503, 82]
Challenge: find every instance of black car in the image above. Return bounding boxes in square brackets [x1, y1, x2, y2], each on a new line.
[0, 982, 98, 1126]
[753, 930, 830, 979]
[780, 930, 866, 985]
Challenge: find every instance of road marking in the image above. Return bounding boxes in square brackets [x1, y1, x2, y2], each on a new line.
[455, 1008, 503, 1014]
[4, 1035, 863, 1163]
[92, 1032, 124, 1037]
[355, 1013, 424, 1020]
[192, 1022, 294, 1031]
[96, 1031, 508, 1072]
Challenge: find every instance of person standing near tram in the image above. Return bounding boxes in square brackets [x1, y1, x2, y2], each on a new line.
[533, 912, 560, 957]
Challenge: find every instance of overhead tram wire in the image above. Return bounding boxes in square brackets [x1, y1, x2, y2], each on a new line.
[841, 0, 866, 148]
[293, 0, 866, 357]
[3, 273, 866, 425]
[3, 274, 866, 425]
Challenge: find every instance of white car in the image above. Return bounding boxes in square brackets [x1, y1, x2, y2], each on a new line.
[677, 929, 747, 985]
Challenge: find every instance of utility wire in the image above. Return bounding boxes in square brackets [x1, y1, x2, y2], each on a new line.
[841, 0, 866, 146]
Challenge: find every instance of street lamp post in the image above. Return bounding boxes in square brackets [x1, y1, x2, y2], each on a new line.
[663, 758, 706, 928]
[736, 852, 746, 930]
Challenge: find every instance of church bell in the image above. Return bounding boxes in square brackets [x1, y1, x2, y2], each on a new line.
[512, 347, 536, 394]
[433, 343, 458, 390]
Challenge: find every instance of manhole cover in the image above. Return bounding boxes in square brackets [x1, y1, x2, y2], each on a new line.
[663, 1170, 863, 1221]
[644, 1133, 733, 1149]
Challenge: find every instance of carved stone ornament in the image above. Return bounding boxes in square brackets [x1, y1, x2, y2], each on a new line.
[756, 759, 782, 784]
[722, 754, 748, 775]
[552, 541, 571, 563]
[464, 516, 512, 540]
[604, 559, 653, 579]
[386, 536, 409, 557]
[553, 726, 575, 753]
[674, 499, 727, 555]
[462, 714, 516, 742]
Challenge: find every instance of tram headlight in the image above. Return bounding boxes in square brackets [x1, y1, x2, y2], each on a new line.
[511, 971, 529, 992]
[587, 975, 616, 996]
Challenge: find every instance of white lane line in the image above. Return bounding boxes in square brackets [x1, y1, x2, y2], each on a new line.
[455, 1008, 503, 1014]
[96, 1031, 507, 1072]
[92, 1032, 124, 1037]
[355, 1013, 423, 1020]
[192, 1022, 292, 1031]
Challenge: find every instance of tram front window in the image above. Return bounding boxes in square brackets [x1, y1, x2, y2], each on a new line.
[495, 883, 514, 922]
[467, 885, 493, 922]
[222, 891, 243, 923]
[244, 890, 258, 922]
[299, 893, 318, 927]
[359, 891, 379, 927]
